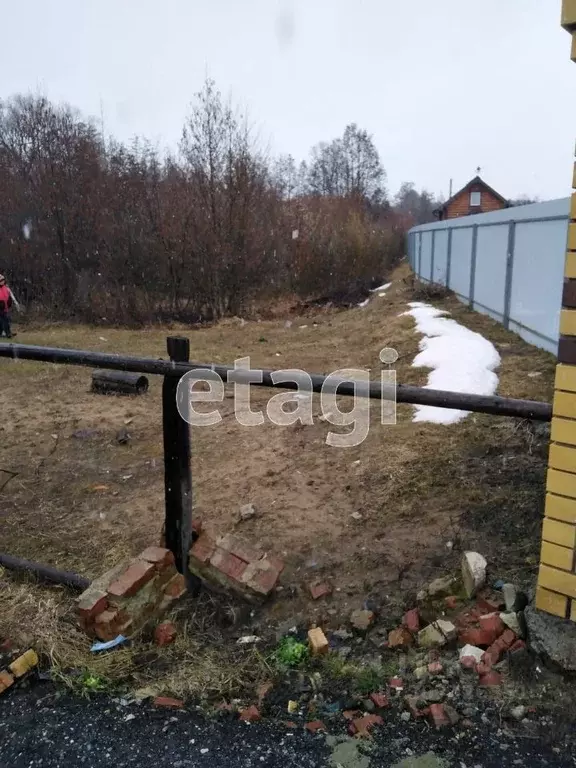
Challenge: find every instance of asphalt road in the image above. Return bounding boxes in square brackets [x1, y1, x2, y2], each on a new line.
[0, 684, 574, 768]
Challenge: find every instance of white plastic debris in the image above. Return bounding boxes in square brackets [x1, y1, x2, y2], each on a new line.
[236, 635, 261, 645]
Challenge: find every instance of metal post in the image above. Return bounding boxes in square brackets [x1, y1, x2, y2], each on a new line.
[430, 230, 436, 283]
[469, 225, 479, 309]
[446, 229, 453, 289]
[503, 221, 516, 329]
[162, 336, 195, 582]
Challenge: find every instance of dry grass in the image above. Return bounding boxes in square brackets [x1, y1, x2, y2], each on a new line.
[0, 261, 556, 699]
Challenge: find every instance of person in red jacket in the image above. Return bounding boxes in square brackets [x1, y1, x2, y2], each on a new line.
[0, 274, 15, 338]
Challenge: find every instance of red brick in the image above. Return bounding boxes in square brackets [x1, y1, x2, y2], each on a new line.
[94, 609, 131, 641]
[476, 597, 503, 615]
[0, 670, 14, 694]
[77, 590, 108, 620]
[108, 561, 156, 598]
[389, 677, 404, 690]
[460, 656, 478, 671]
[163, 573, 187, 599]
[403, 608, 420, 633]
[266, 555, 285, 574]
[349, 714, 383, 738]
[190, 533, 216, 564]
[478, 670, 502, 687]
[429, 703, 450, 728]
[459, 628, 495, 648]
[154, 622, 177, 647]
[501, 629, 517, 647]
[509, 639, 526, 653]
[478, 613, 505, 638]
[476, 661, 492, 676]
[428, 662, 443, 675]
[217, 534, 262, 564]
[370, 693, 390, 709]
[210, 549, 248, 582]
[139, 546, 175, 569]
[242, 560, 281, 596]
[444, 596, 459, 610]
[305, 720, 326, 733]
[388, 627, 413, 649]
[154, 696, 184, 708]
[239, 705, 261, 722]
[308, 582, 332, 600]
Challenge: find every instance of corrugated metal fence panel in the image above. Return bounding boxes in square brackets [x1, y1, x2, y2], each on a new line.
[420, 231, 433, 282]
[472, 224, 509, 321]
[407, 198, 570, 355]
[508, 218, 568, 353]
[447, 227, 473, 299]
[433, 229, 449, 285]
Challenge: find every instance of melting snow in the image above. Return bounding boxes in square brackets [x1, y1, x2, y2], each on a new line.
[357, 298, 370, 308]
[401, 302, 500, 424]
[371, 282, 392, 293]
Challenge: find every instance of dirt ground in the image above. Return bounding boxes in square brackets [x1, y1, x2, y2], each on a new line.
[0, 261, 556, 697]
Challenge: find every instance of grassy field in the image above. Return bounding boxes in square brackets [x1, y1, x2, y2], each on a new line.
[0, 262, 556, 699]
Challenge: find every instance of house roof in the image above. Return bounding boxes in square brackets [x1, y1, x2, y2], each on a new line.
[435, 176, 509, 213]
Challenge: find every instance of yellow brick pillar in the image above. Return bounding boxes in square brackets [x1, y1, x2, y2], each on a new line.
[535, 4, 576, 619]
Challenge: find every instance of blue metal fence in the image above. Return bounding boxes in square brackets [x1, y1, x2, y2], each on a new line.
[407, 198, 570, 354]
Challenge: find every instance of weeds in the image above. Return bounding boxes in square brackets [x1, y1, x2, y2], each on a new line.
[271, 637, 310, 669]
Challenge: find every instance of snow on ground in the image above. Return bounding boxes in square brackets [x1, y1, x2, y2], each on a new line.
[371, 282, 392, 293]
[401, 302, 501, 425]
[357, 298, 370, 308]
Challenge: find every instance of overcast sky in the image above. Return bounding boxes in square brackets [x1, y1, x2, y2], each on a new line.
[1, 0, 573, 201]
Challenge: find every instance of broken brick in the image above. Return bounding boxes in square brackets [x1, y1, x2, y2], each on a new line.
[478, 670, 502, 687]
[94, 609, 131, 642]
[429, 703, 450, 728]
[476, 661, 492, 676]
[402, 608, 420, 633]
[349, 714, 383, 738]
[308, 582, 332, 600]
[76, 589, 108, 620]
[428, 662, 443, 675]
[243, 560, 281, 595]
[217, 534, 262, 565]
[8, 650, 38, 679]
[163, 573, 187, 600]
[388, 627, 413, 649]
[154, 696, 184, 708]
[389, 677, 404, 691]
[478, 612, 505, 638]
[369, 693, 390, 709]
[210, 549, 248, 582]
[305, 720, 326, 733]
[308, 627, 329, 656]
[139, 546, 175, 569]
[190, 533, 216, 564]
[154, 622, 177, 647]
[108, 560, 156, 598]
[444, 596, 459, 610]
[239, 705, 261, 722]
[509, 639, 526, 653]
[458, 628, 497, 648]
[476, 596, 503, 615]
[0, 670, 14, 694]
[404, 696, 427, 719]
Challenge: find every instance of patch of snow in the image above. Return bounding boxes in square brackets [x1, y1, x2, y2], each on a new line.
[371, 282, 392, 293]
[401, 302, 500, 424]
[22, 220, 32, 240]
[357, 298, 370, 308]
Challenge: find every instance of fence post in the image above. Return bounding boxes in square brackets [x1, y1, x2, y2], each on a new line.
[162, 336, 195, 582]
[430, 230, 436, 283]
[469, 225, 479, 309]
[446, 228, 453, 289]
[503, 221, 516, 329]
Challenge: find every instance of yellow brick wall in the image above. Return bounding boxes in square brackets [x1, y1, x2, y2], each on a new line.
[536, 5, 576, 619]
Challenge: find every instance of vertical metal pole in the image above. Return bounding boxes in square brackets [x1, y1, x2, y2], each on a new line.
[469, 225, 479, 309]
[430, 230, 436, 283]
[163, 336, 193, 579]
[503, 221, 516, 329]
[446, 228, 453, 289]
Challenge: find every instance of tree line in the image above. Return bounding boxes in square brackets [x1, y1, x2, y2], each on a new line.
[0, 79, 439, 325]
